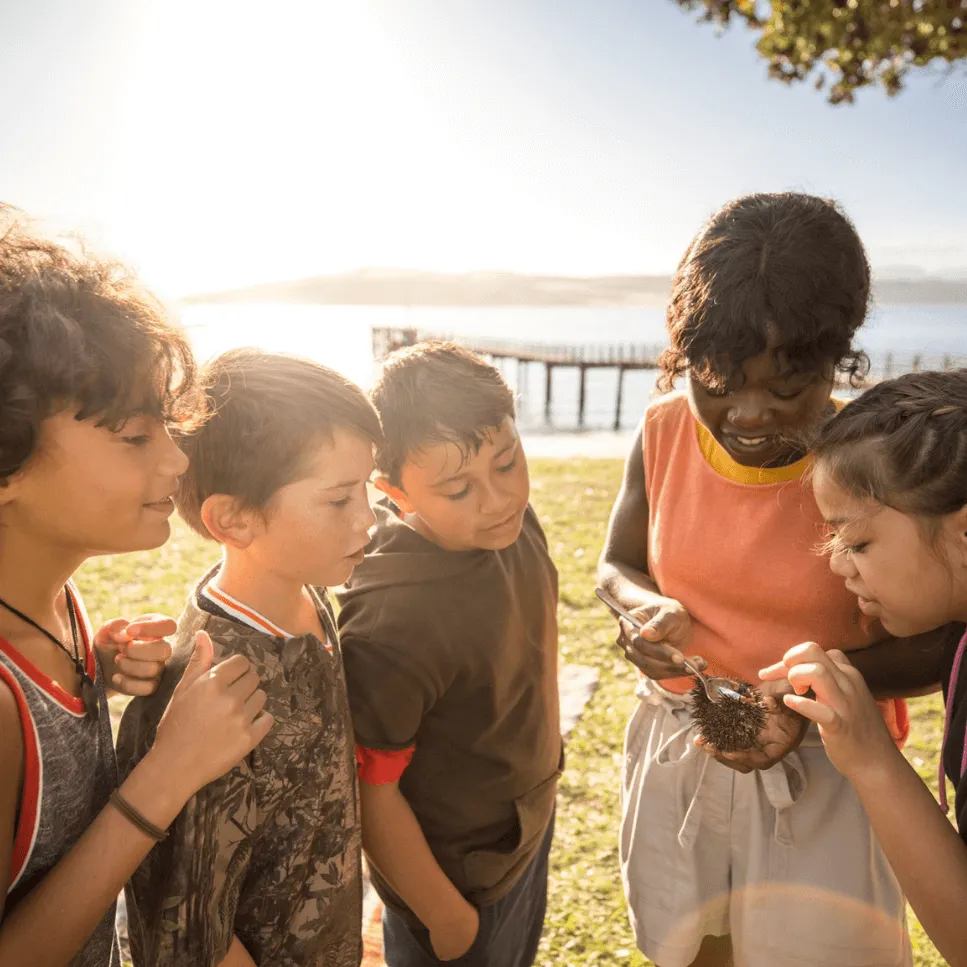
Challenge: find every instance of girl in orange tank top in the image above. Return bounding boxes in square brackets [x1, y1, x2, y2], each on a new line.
[598, 194, 937, 967]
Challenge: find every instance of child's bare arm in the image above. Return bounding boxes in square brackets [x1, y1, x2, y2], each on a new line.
[597, 423, 660, 604]
[217, 936, 257, 967]
[360, 780, 479, 961]
[776, 645, 967, 965]
[846, 623, 961, 699]
[854, 752, 967, 965]
[0, 636, 271, 967]
[598, 422, 694, 678]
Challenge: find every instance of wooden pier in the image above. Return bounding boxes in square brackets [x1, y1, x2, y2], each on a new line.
[372, 327, 664, 430]
[372, 327, 967, 431]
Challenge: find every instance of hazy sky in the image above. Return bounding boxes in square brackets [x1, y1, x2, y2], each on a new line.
[1, 0, 965, 296]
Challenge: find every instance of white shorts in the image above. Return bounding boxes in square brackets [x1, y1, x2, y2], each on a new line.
[620, 680, 912, 967]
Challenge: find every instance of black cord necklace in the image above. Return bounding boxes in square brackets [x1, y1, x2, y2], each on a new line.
[0, 588, 99, 719]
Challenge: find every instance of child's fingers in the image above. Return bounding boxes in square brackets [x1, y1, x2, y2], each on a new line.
[639, 610, 683, 643]
[111, 674, 163, 698]
[625, 639, 686, 672]
[783, 693, 842, 729]
[249, 711, 275, 744]
[787, 660, 844, 702]
[758, 660, 789, 682]
[119, 638, 172, 665]
[126, 615, 178, 641]
[227, 665, 263, 701]
[94, 617, 131, 646]
[781, 641, 827, 669]
[208, 652, 254, 686]
[824, 649, 854, 671]
[618, 618, 685, 665]
[244, 686, 268, 719]
[114, 655, 167, 682]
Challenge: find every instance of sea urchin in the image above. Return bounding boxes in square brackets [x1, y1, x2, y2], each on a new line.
[690, 679, 767, 753]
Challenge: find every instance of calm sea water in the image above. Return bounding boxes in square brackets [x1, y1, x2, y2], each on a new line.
[180, 303, 967, 438]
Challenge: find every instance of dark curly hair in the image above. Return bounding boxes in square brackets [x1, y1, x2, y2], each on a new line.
[814, 370, 967, 521]
[0, 204, 202, 483]
[658, 192, 871, 393]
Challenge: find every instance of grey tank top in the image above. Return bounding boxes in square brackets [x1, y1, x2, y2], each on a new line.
[0, 589, 120, 967]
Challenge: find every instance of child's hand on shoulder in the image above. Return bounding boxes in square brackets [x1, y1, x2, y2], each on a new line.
[760, 642, 898, 781]
[617, 598, 696, 680]
[94, 614, 176, 697]
[696, 678, 809, 773]
[149, 630, 274, 799]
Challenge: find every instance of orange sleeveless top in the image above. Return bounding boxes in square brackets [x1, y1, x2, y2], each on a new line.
[643, 393, 908, 741]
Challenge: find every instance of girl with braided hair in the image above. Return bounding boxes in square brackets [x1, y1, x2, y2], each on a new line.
[764, 370, 967, 965]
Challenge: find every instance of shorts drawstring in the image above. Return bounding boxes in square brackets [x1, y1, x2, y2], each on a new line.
[636, 678, 810, 848]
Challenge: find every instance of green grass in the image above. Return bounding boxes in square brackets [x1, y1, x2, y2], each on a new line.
[76, 458, 947, 965]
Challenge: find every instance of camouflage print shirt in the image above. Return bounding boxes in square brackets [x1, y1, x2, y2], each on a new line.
[116, 567, 362, 967]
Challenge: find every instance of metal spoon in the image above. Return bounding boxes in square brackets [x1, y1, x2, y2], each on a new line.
[594, 588, 746, 704]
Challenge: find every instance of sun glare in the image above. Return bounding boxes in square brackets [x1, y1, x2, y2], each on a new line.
[91, 0, 519, 298]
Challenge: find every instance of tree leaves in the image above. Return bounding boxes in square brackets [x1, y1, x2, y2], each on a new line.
[673, 0, 967, 103]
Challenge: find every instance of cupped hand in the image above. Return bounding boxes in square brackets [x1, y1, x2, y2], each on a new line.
[696, 678, 809, 773]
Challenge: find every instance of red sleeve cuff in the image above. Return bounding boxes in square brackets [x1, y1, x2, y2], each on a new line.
[355, 744, 416, 785]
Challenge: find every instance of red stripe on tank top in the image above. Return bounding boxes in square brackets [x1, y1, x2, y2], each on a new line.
[0, 586, 96, 717]
[0, 664, 42, 892]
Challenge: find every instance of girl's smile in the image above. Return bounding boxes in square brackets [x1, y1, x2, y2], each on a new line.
[687, 339, 834, 469]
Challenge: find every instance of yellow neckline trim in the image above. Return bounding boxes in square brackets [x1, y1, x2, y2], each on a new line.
[692, 397, 846, 486]
[695, 421, 811, 485]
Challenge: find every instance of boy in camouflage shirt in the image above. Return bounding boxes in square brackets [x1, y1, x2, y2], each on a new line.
[117, 349, 382, 967]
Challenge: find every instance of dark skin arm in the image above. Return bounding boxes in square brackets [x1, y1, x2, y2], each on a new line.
[596, 420, 846, 774]
[599, 422, 962, 772]
[844, 623, 961, 699]
[597, 421, 698, 679]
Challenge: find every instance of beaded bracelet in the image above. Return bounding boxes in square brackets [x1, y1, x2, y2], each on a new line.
[109, 790, 168, 842]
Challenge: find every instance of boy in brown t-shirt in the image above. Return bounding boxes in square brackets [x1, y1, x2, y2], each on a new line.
[336, 342, 562, 967]
[117, 349, 382, 967]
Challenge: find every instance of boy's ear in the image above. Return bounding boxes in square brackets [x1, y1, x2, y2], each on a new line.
[373, 475, 415, 516]
[200, 494, 259, 549]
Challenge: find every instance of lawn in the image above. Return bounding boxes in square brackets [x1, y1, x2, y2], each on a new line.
[76, 458, 946, 966]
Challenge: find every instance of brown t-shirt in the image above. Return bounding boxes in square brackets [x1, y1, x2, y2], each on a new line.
[337, 501, 562, 922]
[116, 569, 362, 967]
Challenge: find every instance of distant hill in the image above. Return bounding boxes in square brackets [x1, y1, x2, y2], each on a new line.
[182, 268, 967, 307]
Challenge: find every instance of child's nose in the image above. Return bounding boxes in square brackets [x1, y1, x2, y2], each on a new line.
[829, 546, 857, 578]
[728, 392, 773, 428]
[360, 500, 377, 534]
[163, 436, 190, 477]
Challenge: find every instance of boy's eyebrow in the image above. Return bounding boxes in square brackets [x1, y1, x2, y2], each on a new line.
[323, 477, 366, 491]
[433, 440, 518, 488]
